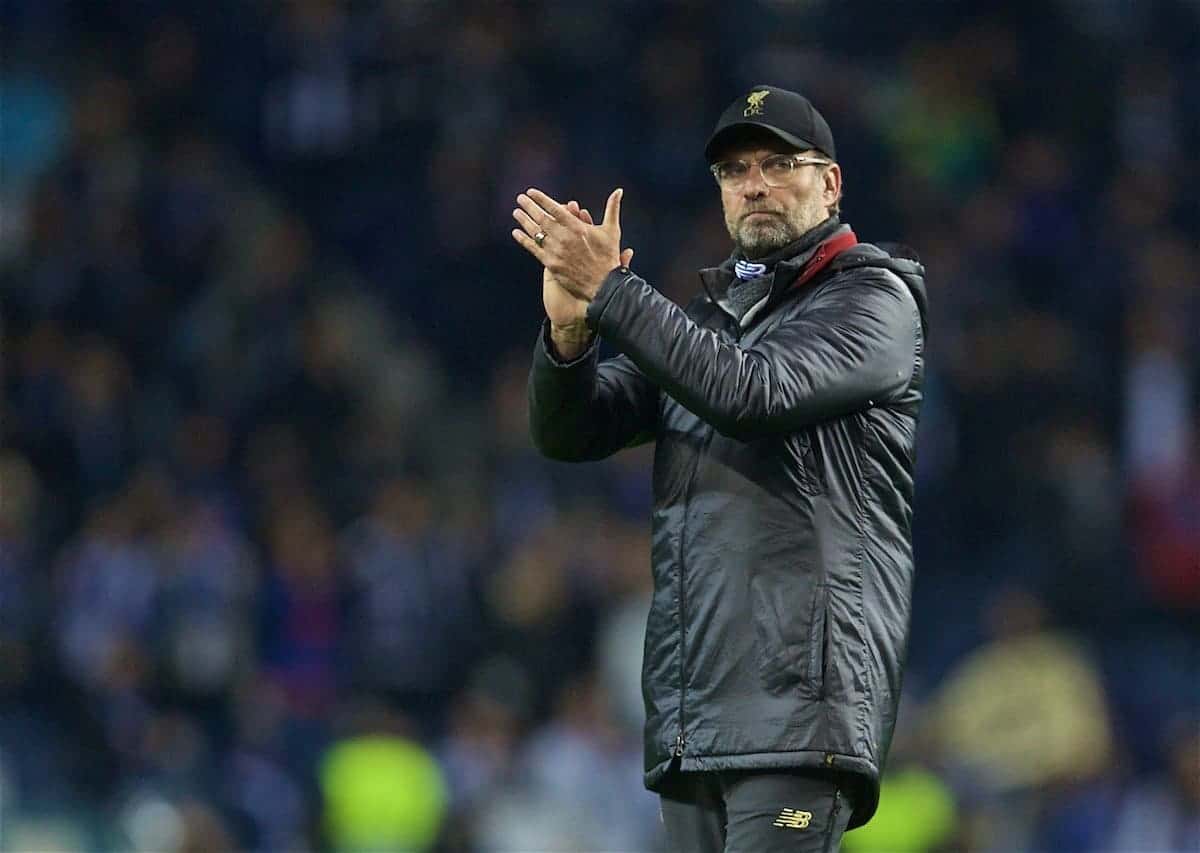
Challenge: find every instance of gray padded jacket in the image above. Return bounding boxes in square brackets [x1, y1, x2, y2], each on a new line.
[527, 219, 927, 829]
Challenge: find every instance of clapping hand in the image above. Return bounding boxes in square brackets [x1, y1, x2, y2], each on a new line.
[512, 188, 634, 324]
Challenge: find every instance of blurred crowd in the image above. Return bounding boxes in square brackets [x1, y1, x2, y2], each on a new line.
[1, 0, 1197, 850]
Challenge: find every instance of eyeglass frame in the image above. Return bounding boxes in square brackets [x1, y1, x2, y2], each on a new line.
[709, 153, 833, 189]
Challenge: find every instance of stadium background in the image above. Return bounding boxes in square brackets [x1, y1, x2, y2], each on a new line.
[1, 0, 1197, 850]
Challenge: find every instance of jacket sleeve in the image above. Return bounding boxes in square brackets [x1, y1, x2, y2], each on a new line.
[527, 319, 658, 461]
[584, 267, 919, 440]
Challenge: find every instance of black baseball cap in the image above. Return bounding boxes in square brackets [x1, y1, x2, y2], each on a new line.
[704, 85, 836, 163]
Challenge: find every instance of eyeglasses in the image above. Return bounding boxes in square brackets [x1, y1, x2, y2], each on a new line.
[710, 154, 832, 189]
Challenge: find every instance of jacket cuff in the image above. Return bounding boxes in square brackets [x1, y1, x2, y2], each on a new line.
[539, 318, 599, 367]
[585, 267, 636, 332]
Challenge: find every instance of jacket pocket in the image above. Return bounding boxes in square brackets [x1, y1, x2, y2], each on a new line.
[793, 431, 825, 495]
[749, 574, 825, 697]
[810, 589, 831, 700]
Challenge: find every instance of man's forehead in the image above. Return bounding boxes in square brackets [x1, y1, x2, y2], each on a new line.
[714, 133, 806, 160]
[724, 144, 806, 160]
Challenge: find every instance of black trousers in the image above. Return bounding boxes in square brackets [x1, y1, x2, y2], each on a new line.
[658, 766, 855, 853]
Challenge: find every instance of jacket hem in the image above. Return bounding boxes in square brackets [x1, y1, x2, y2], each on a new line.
[645, 749, 880, 830]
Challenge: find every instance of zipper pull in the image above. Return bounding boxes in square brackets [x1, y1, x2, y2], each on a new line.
[673, 733, 685, 757]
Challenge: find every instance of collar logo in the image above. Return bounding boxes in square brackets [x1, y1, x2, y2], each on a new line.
[744, 90, 770, 116]
[772, 808, 813, 829]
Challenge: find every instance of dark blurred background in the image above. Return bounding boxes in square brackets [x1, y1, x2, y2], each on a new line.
[1, 1, 1197, 851]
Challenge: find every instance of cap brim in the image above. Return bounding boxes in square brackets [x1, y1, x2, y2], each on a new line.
[704, 122, 816, 162]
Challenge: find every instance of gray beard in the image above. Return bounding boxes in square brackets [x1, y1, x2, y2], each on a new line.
[735, 218, 801, 259]
[732, 205, 831, 259]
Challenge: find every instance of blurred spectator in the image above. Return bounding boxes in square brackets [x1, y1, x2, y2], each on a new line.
[56, 492, 161, 695]
[340, 473, 478, 722]
[518, 674, 659, 850]
[1123, 249, 1200, 607]
[930, 589, 1115, 851]
[485, 522, 602, 717]
[470, 674, 659, 852]
[222, 679, 312, 852]
[437, 656, 532, 812]
[591, 517, 654, 732]
[932, 589, 1114, 792]
[115, 792, 237, 853]
[258, 498, 345, 718]
[1104, 720, 1200, 851]
[158, 498, 257, 698]
[262, 0, 357, 163]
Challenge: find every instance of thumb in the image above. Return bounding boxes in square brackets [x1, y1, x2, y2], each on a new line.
[602, 187, 623, 231]
[620, 248, 634, 266]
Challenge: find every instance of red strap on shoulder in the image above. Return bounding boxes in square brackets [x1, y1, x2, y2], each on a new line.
[788, 229, 858, 292]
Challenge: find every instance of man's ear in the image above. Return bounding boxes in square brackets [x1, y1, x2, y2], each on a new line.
[824, 163, 842, 208]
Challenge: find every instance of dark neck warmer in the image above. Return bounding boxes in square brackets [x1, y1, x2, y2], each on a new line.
[722, 216, 842, 325]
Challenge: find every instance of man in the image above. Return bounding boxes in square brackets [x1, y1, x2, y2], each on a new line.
[512, 85, 928, 852]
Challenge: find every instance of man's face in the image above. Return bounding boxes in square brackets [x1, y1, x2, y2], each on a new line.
[714, 138, 841, 259]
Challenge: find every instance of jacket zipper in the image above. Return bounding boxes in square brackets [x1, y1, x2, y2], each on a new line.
[675, 466, 706, 760]
[675, 465, 692, 758]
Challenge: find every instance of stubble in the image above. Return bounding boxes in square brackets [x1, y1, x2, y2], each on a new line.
[727, 196, 829, 259]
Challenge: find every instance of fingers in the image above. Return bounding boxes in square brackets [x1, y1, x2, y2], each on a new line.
[511, 228, 547, 261]
[512, 207, 543, 239]
[526, 189, 585, 233]
[568, 200, 593, 225]
[620, 248, 634, 266]
[601, 188, 623, 230]
[516, 193, 557, 228]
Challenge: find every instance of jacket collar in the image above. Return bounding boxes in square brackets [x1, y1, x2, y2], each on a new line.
[699, 217, 858, 318]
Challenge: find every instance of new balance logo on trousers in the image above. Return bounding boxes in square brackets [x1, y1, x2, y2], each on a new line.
[658, 765, 853, 852]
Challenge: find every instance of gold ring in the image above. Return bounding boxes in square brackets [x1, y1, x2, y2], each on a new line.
[534, 231, 547, 247]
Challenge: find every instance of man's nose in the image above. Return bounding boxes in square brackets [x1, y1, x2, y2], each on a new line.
[742, 165, 769, 198]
